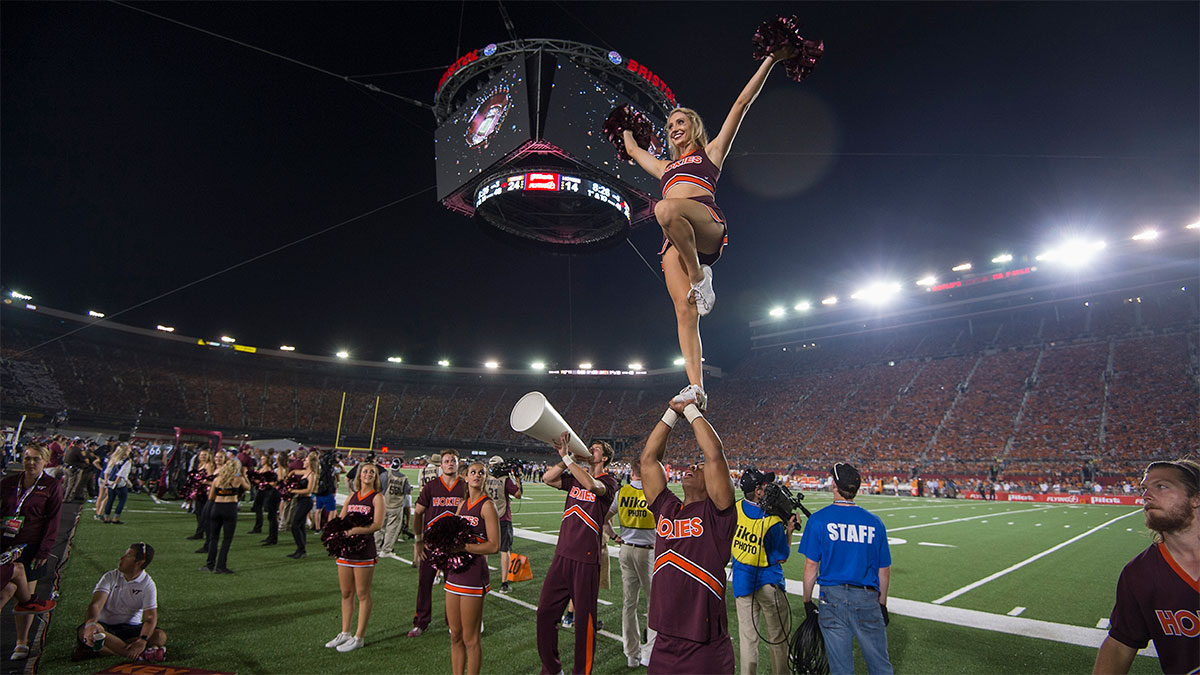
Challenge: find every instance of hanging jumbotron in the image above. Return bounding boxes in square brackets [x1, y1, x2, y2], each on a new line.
[433, 39, 674, 252]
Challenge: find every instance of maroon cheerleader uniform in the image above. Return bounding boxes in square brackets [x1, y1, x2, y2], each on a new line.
[414, 476, 466, 630]
[444, 494, 492, 598]
[337, 490, 379, 567]
[657, 147, 727, 265]
[646, 488, 737, 674]
[536, 471, 620, 675]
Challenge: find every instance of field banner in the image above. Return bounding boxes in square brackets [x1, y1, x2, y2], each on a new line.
[961, 491, 1144, 506]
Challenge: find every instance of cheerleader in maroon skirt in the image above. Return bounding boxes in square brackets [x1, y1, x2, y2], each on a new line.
[324, 462, 384, 653]
[446, 462, 499, 675]
[621, 43, 799, 411]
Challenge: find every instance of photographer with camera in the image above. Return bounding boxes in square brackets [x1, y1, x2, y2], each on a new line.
[798, 463, 892, 675]
[484, 456, 523, 593]
[732, 468, 799, 675]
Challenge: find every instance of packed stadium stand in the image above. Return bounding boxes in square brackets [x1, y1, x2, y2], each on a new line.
[2, 268, 1197, 484]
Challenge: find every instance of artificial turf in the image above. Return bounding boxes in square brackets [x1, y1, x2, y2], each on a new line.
[36, 474, 1161, 674]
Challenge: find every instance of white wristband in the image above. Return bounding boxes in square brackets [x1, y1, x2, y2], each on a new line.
[683, 403, 703, 424]
[562, 454, 575, 467]
[661, 409, 679, 428]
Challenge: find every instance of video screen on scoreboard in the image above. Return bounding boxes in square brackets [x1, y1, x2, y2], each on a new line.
[542, 60, 667, 197]
[434, 58, 532, 201]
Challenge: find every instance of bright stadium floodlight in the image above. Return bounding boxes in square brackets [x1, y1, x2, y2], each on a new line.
[335, 350, 349, 359]
[579, 362, 593, 370]
[916, 275, 937, 287]
[951, 262, 972, 272]
[769, 306, 786, 318]
[852, 282, 902, 304]
[1131, 229, 1158, 241]
[1187, 222, 1199, 230]
[484, 361, 499, 369]
[628, 362, 643, 370]
[220, 336, 236, 343]
[280, 345, 296, 352]
[9, 291, 32, 301]
[387, 356, 402, 363]
[88, 310, 105, 318]
[991, 253, 1013, 263]
[156, 325, 175, 333]
[438, 359, 450, 367]
[530, 361, 546, 370]
[821, 296, 837, 305]
[1036, 239, 1105, 266]
[794, 301, 811, 311]
[673, 357, 685, 366]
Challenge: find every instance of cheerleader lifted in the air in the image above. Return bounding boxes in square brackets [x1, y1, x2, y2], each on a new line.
[620, 17, 821, 410]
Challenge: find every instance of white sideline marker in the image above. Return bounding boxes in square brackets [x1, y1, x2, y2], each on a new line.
[1007, 607, 1026, 616]
[932, 511, 1141, 605]
[1096, 618, 1110, 630]
[918, 542, 956, 548]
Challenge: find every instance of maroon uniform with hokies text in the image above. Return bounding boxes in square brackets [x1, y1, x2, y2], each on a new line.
[445, 494, 492, 598]
[413, 476, 466, 630]
[657, 148, 727, 266]
[1106, 542, 1200, 674]
[337, 489, 378, 567]
[537, 471, 620, 675]
[646, 488, 737, 674]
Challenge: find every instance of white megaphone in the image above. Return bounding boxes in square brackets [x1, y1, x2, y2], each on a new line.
[510, 391, 591, 459]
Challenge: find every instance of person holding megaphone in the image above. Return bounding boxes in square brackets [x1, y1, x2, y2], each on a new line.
[535, 431, 618, 675]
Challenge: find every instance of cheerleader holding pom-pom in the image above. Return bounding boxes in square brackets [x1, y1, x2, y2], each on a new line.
[322, 462, 384, 653]
[619, 25, 817, 411]
[427, 461, 499, 675]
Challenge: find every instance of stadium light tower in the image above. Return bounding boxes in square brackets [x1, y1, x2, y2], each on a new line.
[1131, 229, 1158, 241]
[579, 362, 593, 369]
[1037, 239, 1105, 266]
[851, 282, 902, 305]
[672, 357, 685, 366]
[628, 362, 643, 370]
[1187, 222, 1199, 230]
[438, 359, 451, 367]
[484, 361, 499, 369]
[280, 345, 297, 352]
[794, 301, 811, 311]
[821, 296, 838, 305]
[88, 310, 106, 318]
[9, 291, 32, 301]
[991, 253, 1013, 263]
[387, 356, 403, 363]
[335, 350, 350, 359]
[530, 361, 546, 370]
[769, 306, 786, 318]
[916, 275, 936, 287]
[951, 262, 972, 272]
[220, 336, 236, 343]
[156, 325, 175, 333]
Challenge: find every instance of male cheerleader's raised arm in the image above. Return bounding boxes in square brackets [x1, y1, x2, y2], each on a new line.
[704, 44, 798, 169]
[622, 129, 669, 178]
[667, 398, 735, 509]
[550, 431, 605, 496]
[638, 405, 678, 507]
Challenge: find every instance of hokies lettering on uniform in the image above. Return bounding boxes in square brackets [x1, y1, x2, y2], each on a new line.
[568, 486, 597, 503]
[346, 504, 372, 515]
[658, 515, 704, 539]
[432, 496, 463, 508]
[664, 154, 703, 173]
[1157, 609, 1200, 637]
[460, 515, 480, 526]
[825, 523, 877, 544]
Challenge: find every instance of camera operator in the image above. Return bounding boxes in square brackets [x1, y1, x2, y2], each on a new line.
[484, 456, 523, 593]
[732, 469, 799, 675]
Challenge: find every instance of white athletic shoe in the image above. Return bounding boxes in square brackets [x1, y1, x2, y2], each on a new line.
[671, 384, 708, 412]
[336, 636, 364, 653]
[627, 656, 641, 668]
[689, 265, 715, 316]
[324, 632, 352, 648]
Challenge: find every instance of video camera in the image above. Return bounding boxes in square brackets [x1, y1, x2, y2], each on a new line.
[761, 481, 812, 520]
[489, 459, 522, 479]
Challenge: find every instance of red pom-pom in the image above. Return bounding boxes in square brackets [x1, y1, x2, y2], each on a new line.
[603, 104, 656, 162]
[321, 512, 373, 558]
[751, 15, 825, 83]
[423, 515, 476, 573]
[279, 473, 306, 501]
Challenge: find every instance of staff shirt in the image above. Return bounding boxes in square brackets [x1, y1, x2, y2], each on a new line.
[797, 500, 891, 591]
[94, 568, 158, 626]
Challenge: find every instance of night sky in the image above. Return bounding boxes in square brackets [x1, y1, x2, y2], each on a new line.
[2, 2, 1196, 372]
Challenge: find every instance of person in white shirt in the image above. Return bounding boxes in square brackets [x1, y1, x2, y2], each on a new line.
[74, 543, 166, 662]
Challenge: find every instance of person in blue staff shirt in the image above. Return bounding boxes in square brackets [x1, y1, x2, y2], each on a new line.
[798, 463, 892, 675]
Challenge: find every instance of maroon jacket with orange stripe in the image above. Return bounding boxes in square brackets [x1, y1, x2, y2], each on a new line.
[417, 475, 465, 532]
[555, 472, 618, 565]
[648, 489, 737, 643]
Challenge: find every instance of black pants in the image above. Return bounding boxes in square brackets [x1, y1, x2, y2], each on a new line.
[291, 496, 313, 553]
[252, 489, 268, 531]
[193, 494, 209, 537]
[206, 501, 238, 569]
[260, 490, 281, 541]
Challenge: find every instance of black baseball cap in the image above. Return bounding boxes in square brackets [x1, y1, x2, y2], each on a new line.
[831, 463, 861, 493]
[739, 467, 776, 494]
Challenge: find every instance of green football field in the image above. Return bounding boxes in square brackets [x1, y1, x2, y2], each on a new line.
[37, 473, 1161, 674]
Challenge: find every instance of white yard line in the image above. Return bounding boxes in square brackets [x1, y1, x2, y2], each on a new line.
[932, 510, 1142, 605]
[1008, 607, 1026, 616]
[889, 507, 1048, 532]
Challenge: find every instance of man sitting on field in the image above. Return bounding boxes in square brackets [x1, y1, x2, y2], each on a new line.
[73, 543, 167, 663]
